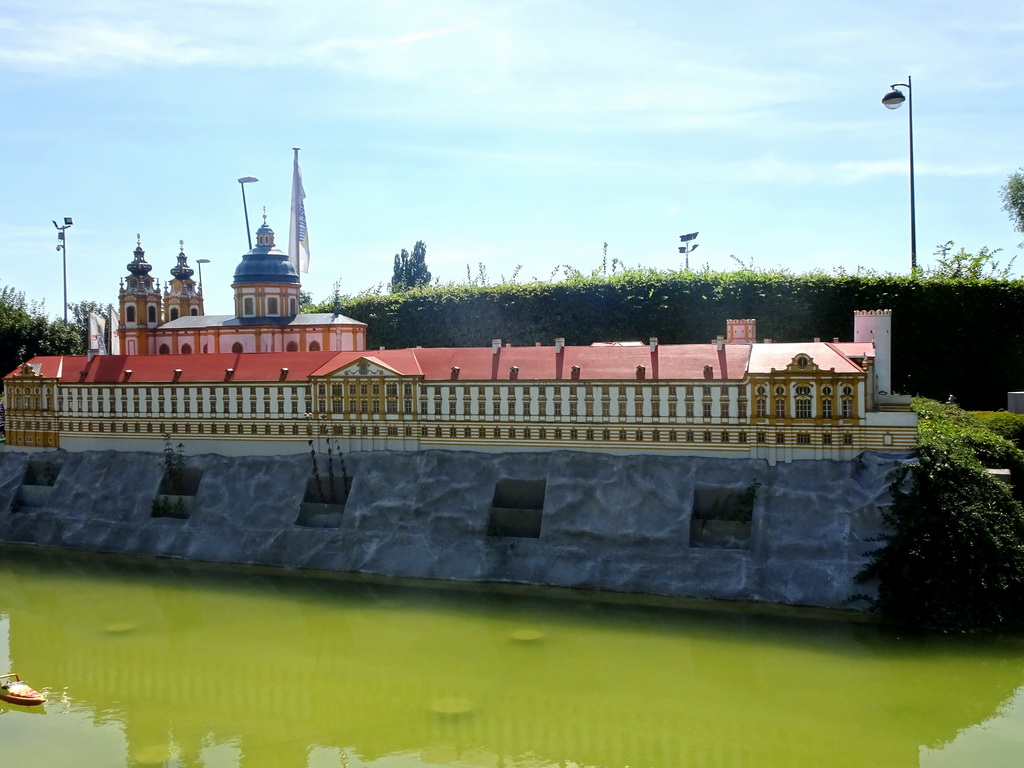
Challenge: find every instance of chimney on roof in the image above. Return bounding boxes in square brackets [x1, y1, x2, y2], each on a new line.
[172, 369, 182, 383]
[450, 366, 460, 380]
[716, 335, 724, 352]
[636, 364, 646, 380]
[763, 338, 772, 344]
[814, 337, 820, 343]
[279, 367, 289, 381]
[649, 337, 658, 353]
[555, 338, 565, 354]
[509, 365, 519, 380]
[224, 368, 234, 382]
[726, 319, 756, 345]
[833, 337, 840, 343]
[123, 370, 133, 382]
[703, 364, 714, 379]
[492, 339, 501, 354]
[571, 364, 581, 380]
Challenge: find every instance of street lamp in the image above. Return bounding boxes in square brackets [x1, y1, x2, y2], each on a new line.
[678, 232, 699, 270]
[195, 258, 211, 294]
[52, 217, 73, 324]
[237, 176, 259, 250]
[882, 76, 916, 272]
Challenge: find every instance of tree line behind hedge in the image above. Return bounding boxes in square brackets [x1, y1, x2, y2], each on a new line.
[313, 269, 1024, 411]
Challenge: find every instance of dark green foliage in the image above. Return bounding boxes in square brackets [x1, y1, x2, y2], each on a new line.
[309, 269, 1024, 409]
[858, 398, 1024, 629]
[0, 286, 81, 377]
[974, 411, 1024, 451]
[390, 240, 432, 292]
[67, 300, 115, 352]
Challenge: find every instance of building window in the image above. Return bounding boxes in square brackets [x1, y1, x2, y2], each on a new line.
[361, 401, 368, 413]
[756, 399, 767, 418]
[286, 341, 298, 352]
[738, 431, 747, 443]
[703, 431, 712, 442]
[386, 400, 398, 414]
[668, 403, 677, 418]
[796, 399, 812, 418]
[603, 429, 611, 441]
[170, 308, 179, 321]
[737, 402, 747, 419]
[404, 400, 413, 414]
[309, 341, 321, 352]
[822, 399, 833, 419]
[842, 399, 853, 418]
[685, 402, 694, 418]
[775, 399, 785, 419]
[797, 433, 811, 444]
[148, 306, 157, 323]
[823, 433, 832, 444]
[843, 433, 854, 445]
[181, 344, 192, 354]
[126, 306, 135, 323]
[702, 402, 712, 419]
[243, 298, 254, 316]
[232, 342, 244, 353]
[757, 432, 767, 443]
[721, 431, 729, 442]
[267, 298, 279, 315]
[158, 344, 170, 355]
[776, 433, 785, 444]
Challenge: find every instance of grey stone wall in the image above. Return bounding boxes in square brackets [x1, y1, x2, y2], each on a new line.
[0, 448, 909, 609]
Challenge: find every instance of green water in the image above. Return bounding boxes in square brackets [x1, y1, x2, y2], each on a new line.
[2, 548, 1023, 768]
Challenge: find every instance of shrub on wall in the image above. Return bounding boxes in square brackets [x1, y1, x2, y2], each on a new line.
[974, 411, 1024, 451]
[858, 398, 1024, 629]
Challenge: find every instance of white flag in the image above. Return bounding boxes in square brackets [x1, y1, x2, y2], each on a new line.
[289, 148, 310, 274]
[89, 312, 107, 354]
[108, 306, 121, 355]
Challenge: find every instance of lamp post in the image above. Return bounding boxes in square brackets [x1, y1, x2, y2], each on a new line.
[52, 217, 73, 324]
[882, 76, 916, 272]
[237, 176, 259, 250]
[678, 232, 699, 270]
[195, 258, 211, 295]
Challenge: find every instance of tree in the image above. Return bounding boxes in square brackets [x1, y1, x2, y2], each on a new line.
[1001, 168, 1024, 243]
[68, 300, 115, 352]
[0, 286, 80, 377]
[924, 241, 1015, 280]
[390, 240, 432, 292]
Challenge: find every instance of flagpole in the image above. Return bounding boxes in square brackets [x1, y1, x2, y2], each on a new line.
[290, 147, 300, 273]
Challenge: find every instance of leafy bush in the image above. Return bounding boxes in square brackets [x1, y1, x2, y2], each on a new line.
[974, 410, 1024, 451]
[858, 398, 1024, 629]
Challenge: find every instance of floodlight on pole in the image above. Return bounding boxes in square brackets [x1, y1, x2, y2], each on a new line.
[196, 258, 211, 295]
[678, 231, 699, 270]
[238, 176, 259, 250]
[52, 217, 73, 324]
[882, 76, 916, 273]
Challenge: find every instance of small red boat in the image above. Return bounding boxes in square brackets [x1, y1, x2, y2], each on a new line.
[0, 673, 46, 706]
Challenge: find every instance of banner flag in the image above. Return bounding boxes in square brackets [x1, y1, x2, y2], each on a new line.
[108, 307, 121, 355]
[89, 312, 107, 354]
[289, 147, 310, 274]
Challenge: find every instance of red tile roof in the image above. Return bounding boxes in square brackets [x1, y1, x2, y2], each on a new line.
[10, 343, 755, 383]
[747, 342, 864, 374]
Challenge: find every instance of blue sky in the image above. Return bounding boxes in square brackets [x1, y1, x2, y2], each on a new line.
[1, 0, 1022, 317]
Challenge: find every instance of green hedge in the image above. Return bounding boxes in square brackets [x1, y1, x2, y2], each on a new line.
[974, 411, 1024, 450]
[858, 398, 1024, 629]
[314, 271, 1024, 410]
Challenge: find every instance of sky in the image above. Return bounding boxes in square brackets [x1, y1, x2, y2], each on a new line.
[1, 0, 1022, 317]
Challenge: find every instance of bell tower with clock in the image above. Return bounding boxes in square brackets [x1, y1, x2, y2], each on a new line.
[118, 235, 163, 355]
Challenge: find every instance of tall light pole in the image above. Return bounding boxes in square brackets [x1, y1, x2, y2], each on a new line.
[52, 217, 73, 324]
[196, 258, 211, 295]
[238, 176, 259, 250]
[882, 76, 916, 273]
[678, 231, 699, 270]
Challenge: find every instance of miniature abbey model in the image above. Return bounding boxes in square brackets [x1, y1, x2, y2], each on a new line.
[4, 220, 915, 464]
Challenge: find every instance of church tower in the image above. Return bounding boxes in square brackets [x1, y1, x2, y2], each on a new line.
[163, 240, 204, 322]
[118, 235, 162, 356]
[231, 215, 301, 319]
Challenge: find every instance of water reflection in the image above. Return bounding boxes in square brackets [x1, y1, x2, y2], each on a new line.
[2, 546, 1023, 768]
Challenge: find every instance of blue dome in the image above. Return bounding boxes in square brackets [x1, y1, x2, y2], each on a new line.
[232, 219, 300, 286]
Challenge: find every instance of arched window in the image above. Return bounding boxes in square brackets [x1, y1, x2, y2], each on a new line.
[170, 308, 179, 320]
[267, 297, 279, 315]
[286, 341, 298, 352]
[158, 344, 170, 355]
[181, 344, 193, 354]
[202, 344, 208, 353]
[126, 306, 135, 323]
[148, 306, 157, 324]
[231, 342, 244, 354]
[309, 341, 321, 351]
[190, 308, 198, 316]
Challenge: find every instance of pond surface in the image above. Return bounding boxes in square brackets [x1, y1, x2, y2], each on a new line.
[2, 547, 1023, 768]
